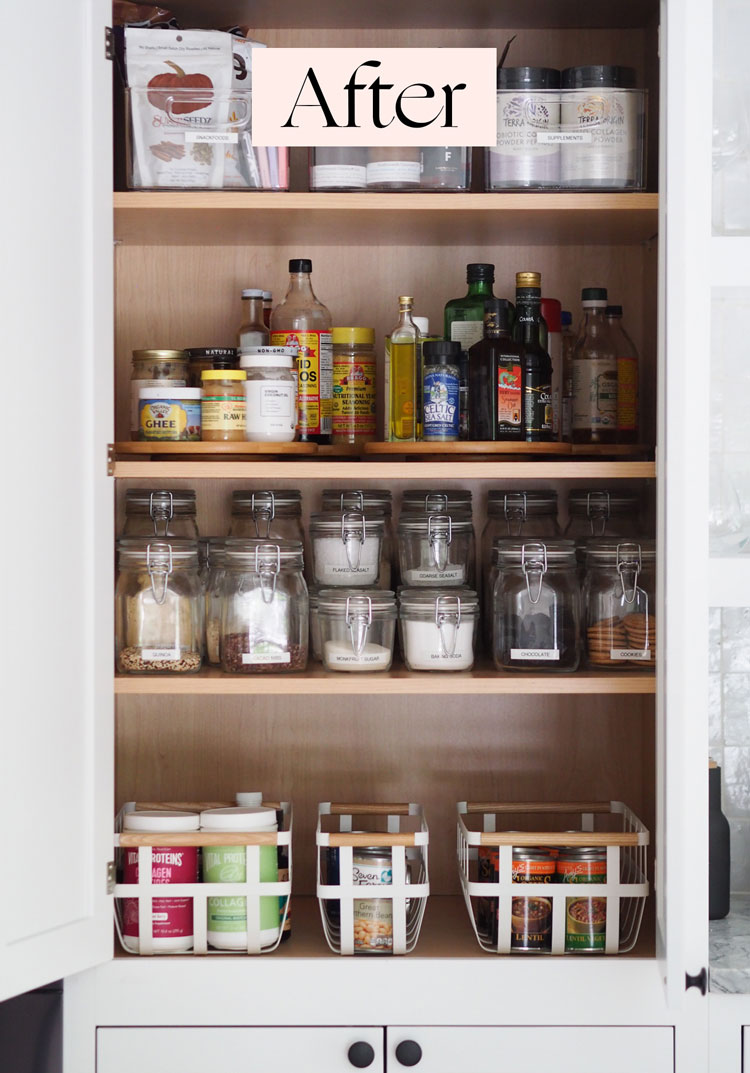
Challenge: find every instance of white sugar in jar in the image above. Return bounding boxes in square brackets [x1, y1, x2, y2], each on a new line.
[318, 589, 396, 672]
[310, 511, 385, 586]
[240, 347, 298, 442]
[399, 588, 478, 671]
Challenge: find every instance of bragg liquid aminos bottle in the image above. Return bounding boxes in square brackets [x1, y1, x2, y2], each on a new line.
[270, 259, 332, 444]
[512, 272, 553, 442]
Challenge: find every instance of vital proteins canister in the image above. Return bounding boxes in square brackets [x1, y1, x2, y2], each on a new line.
[560, 66, 643, 190]
[121, 810, 200, 954]
[200, 806, 280, 951]
[487, 67, 561, 190]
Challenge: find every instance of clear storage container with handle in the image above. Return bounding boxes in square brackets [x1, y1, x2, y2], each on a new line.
[397, 512, 475, 588]
[582, 539, 655, 670]
[318, 589, 397, 672]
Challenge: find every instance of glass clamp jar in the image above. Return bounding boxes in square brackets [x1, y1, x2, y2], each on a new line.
[321, 489, 394, 588]
[397, 512, 475, 587]
[130, 349, 188, 441]
[229, 490, 304, 544]
[565, 489, 643, 541]
[583, 539, 655, 670]
[400, 489, 473, 515]
[318, 589, 397, 672]
[399, 588, 479, 671]
[310, 511, 385, 587]
[186, 347, 238, 389]
[122, 488, 199, 539]
[220, 539, 308, 673]
[115, 538, 204, 674]
[492, 539, 580, 672]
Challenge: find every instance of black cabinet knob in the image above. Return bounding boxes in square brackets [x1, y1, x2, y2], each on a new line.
[348, 1042, 375, 1068]
[395, 1040, 423, 1066]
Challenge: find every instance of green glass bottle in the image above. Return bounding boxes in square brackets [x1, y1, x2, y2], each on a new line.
[443, 264, 497, 439]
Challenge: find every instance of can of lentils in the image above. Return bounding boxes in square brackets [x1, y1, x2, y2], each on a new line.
[478, 846, 555, 950]
[353, 847, 394, 953]
[557, 847, 607, 952]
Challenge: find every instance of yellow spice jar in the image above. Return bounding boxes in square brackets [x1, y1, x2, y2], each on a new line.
[201, 369, 247, 442]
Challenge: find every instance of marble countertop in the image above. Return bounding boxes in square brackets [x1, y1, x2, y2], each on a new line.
[711, 894, 750, 992]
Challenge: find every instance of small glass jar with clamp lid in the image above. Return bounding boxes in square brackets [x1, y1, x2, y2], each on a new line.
[219, 539, 308, 673]
[401, 489, 473, 515]
[582, 539, 655, 670]
[318, 589, 397, 672]
[122, 488, 199, 539]
[399, 588, 479, 671]
[321, 489, 394, 588]
[492, 540, 580, 672]
[397, 512, 475, 588]
[310, 511, 385, 587]
[115, 538, 204, 674]
[565, 490, 643, 543]
[229, 490, 304, 545]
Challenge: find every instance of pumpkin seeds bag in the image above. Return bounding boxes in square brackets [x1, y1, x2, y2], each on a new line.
[125, 28, 233, 188]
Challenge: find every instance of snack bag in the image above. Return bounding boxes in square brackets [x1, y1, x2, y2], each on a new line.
[125, 28, 233, 188]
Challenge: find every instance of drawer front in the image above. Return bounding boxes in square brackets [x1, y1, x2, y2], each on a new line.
[388, 1026, 674, 1073]
[97, 1027, 385, 1073]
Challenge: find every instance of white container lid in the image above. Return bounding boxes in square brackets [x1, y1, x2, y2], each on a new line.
[241, 354, 295, 370]
[200, 806, 277, 831]
[413, 316, 430, 334]
[123, 810, 200, 832]
[235, 791, 264, 807]
[242, 288, 264, 298]
[139, 387, 202, 400]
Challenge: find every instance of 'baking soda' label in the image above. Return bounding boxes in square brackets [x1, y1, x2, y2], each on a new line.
[142, 648, 181, 661]
[511, 648, 560, 660]
[610, 648, 651, 660]
[271, 329, 332, 437]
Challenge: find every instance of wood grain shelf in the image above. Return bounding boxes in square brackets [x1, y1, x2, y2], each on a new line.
[115, 662, 656, 695]
[113, 191, 659, 247]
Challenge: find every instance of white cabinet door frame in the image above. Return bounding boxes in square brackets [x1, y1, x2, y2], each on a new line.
[0, 0, 113, 1000]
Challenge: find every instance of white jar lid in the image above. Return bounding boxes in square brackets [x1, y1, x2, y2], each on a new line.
[123, 810, 200, 832]
[139, 387, 202, 400]
[199, 806, 277, 831]
[241, 355, 295, 370]
[240, 345, 298, 357]
[235, 791, 264, 807]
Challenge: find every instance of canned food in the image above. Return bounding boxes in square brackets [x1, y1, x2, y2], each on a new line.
[353, 847, 393, 953]
[557, 847, 607, 953]
[478, 846, 555, 951]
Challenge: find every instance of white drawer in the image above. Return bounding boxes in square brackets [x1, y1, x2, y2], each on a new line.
[388, 1026, 674, 1073]
[97, 1027, 384, 1073]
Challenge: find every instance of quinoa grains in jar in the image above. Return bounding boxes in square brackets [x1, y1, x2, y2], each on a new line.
[201, 369, 247, 442]
[130, 349, 188, 440]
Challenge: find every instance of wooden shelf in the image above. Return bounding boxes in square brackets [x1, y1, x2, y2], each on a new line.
[113, 192, 659, 247]
[115, 661, 656, 695]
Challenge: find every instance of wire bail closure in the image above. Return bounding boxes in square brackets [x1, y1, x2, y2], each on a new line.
[616, 542, 642, 604]
[254, 542, 281, 603]
[251, 492, 276, 539]
[341, 511, 366, 570]
[146, 541, 173, 605]
[521, 541, 548, 605]
[345, 595, 373, 656]
[587, 491, 611, 536]
[428, 513, 453, 572]
[149, 491, 174, 537]
[435, 593, 461, 658]
[503, 491, 527, 537]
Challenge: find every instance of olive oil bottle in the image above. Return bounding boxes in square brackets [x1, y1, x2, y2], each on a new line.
[387, 296, 419, 441]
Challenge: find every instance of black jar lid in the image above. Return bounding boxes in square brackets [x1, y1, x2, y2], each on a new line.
[466, 263, 494, 282]
[186, 347, 238, 362]
[289, 258, 312, 273]
[497, 66, 560, 90]
[562, 65, 636, 89]
[423, 340, 461, 364]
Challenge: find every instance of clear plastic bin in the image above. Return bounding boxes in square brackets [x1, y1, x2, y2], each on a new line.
[309, 147, 471, 192]
[126, 87, 289, 190]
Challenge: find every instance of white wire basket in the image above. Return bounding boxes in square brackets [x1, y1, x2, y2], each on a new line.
[316, 802, 430, 955]
[457, 800, 649, 955]
[114, 800, 292, 955]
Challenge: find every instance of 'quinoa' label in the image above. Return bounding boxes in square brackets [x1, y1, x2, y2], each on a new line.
[510, 648, 560, 660]
[142, 648, 181, 661]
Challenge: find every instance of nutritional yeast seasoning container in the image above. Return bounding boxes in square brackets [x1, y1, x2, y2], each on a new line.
[121, 810, 200, 954]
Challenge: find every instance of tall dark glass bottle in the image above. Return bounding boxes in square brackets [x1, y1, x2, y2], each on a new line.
[709, 759, 731, 920]
[444, 264, 497, 439]
[468, 299, 523, 441]
[512, 271, 553, 442]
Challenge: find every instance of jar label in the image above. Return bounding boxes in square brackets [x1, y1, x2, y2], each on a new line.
[138, 399, 200, 441]
[610, 648, 651, 660]
[122, 845, 198, 941]
[204, 845, 279, 935]
[450, 320, 483, 351]
[616, 356, 638, 432]
[270, 329, 332, 437]
[202, 395, 246, 432]
[510, 648, 560, 660]
[332, 358, 377, 437]
[572, 358, 617, 430]
[497, 363, 522, 427]
[423, 370, 460, 439]
[312, 163, 366, 190]
[142, 647, 181, 661]
[260, 384, 294, 417]
[131, 378, 186, 437]
[491, 92, 561, 187]
[560, 89, 640, 186]
[242, 649, 292, 665]
[320, 563, 379, 580]
[537, 131, 592, 144]
[403, 567, 465, 583]
[366, 159, 420, 185]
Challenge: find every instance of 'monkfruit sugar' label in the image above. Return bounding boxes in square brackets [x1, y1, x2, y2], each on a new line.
[123, 845, 199, 939]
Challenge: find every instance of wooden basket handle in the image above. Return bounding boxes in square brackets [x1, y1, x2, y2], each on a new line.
[464, 802, 614, 814]
[329, 803, 413, 815]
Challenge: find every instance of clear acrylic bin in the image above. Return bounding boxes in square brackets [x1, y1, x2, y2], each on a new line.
[457, 800, 649, 955]
[486, 88, 647, 192]
[114, 800, 292, 955]
[126, 87, 289, 190]
[317, 802, 430, 954]
[309, 147, 471, 192]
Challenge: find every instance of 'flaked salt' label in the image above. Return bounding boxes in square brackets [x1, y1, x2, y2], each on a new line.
[510, 648, 560, 661]
[610, 649, 651, 660]
[142, 648, 181, 661]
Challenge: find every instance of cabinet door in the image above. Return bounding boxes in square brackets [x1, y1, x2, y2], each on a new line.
[97, 1027, 385, 1073]
[0, 0, 114, 1000]
[388, 1027, 673, 1073]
